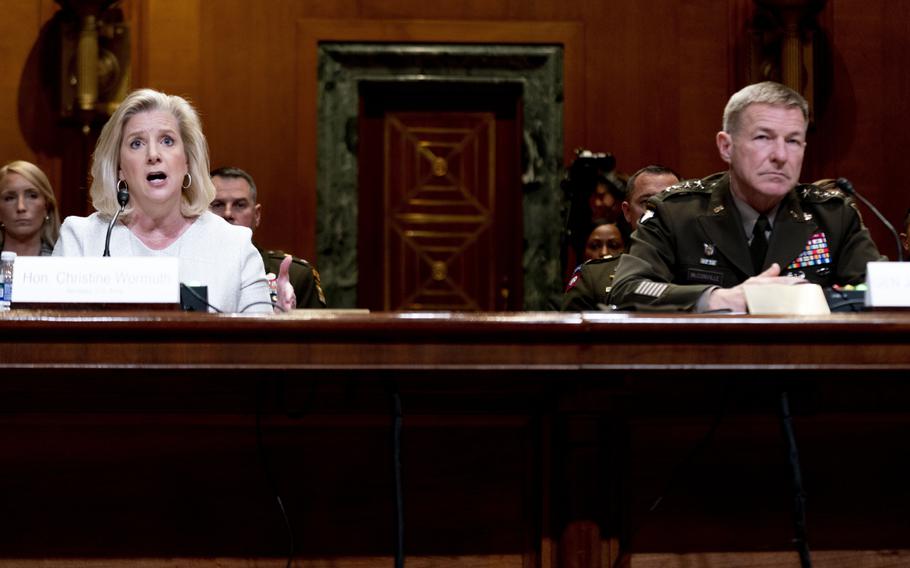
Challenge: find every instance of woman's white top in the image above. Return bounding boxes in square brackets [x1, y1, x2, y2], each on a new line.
[53, 211, 272, 313]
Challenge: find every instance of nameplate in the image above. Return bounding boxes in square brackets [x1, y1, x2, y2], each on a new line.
[11, 257, 180, 304]
[865, 261, 910, 308]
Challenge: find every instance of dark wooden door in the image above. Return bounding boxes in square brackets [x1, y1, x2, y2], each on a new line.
[359, 82, 523, 311]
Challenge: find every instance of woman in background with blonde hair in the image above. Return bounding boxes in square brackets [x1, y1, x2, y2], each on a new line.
[0, 160, 61, 256]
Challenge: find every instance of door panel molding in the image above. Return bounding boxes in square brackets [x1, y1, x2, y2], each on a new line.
[299, 21, 580, 308]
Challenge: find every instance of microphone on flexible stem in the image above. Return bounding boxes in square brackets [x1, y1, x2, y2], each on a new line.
[834, 177, 903, 262]
[102, 185, 130, 257]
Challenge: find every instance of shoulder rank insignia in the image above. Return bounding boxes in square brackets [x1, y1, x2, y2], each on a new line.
[676, 179, 706, 191]
[659, 178, 709, 198]
[799, 183, 845, 202]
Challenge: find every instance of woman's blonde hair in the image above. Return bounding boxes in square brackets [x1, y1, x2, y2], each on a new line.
[0, 160, 60, 249]
[90, 88, 216, 219]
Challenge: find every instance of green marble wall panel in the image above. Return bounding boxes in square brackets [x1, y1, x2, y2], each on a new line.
[317, 43, 563, 309]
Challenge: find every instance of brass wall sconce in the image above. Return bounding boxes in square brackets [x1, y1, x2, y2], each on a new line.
[56, 0, 130, 127]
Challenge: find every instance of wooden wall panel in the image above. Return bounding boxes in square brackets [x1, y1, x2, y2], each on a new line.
[675, 1, 732, 179]
[879, 2, 910, 247]
[0, 2, 40, 162]
[1, 0, 908, 262]
[583, 0, 624, 166]
[0, 0, 62, 201]
[140, 0, 201, 99]
[815, 2, 888, 248]
[636, 1, 683, 172]
[196, 0, 305, 251]
[805, 1, 907, 251]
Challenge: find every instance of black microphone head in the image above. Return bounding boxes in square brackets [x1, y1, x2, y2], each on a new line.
[117, 187, 130, 208]
[834, 177, 855, 195]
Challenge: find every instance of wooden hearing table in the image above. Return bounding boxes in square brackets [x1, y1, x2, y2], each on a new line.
[1, 309, 909, 568]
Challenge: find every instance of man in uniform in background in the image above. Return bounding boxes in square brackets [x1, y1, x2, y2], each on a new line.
[562, 165, 679, 310]
[210, 167, 326, 309]
[621, 165, 682, 232]
[609, 81, 881, 312]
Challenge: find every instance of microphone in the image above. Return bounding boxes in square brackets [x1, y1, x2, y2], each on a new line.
[834, 178, 903, 262]
[102, 185, 130, 257]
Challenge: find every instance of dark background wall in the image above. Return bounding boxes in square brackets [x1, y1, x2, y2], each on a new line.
[2, 0, 906, 264]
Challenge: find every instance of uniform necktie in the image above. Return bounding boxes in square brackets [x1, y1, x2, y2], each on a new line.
[750, 215, 770, 274]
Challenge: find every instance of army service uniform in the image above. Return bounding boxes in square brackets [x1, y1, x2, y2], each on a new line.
[562, 255, 622, 311]
[609, 172, 883, 311]
[259, 247, 327, 309]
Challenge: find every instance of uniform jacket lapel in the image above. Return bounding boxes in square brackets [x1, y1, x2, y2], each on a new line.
[696, 174, 755, 276]
[766, 190, 817, 271]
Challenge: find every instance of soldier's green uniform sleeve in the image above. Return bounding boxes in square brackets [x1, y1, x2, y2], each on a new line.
[261, 250, 327, 309]
[561, 257, 620, 311]
[289, 259, 327, 309]
[562, 276, 598, 311]
[608, 202, 712, 311]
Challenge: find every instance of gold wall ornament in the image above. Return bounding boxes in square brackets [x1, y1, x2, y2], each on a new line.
[432, 157, 448, 177]
[750, 0, 826, 121]
[431, 261, 448, 281]
[56, 0, 130, 122]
